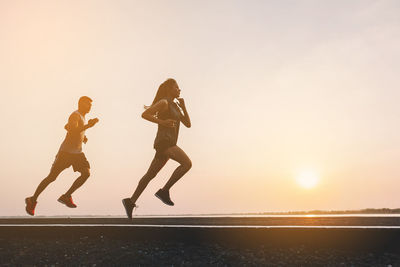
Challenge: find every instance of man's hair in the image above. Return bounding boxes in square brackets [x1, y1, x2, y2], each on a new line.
[78, 96, 92, 106]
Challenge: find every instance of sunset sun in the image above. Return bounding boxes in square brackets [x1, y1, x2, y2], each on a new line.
[296, 170, 319, 189]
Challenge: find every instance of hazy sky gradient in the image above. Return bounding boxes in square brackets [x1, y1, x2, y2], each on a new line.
[1, 0, 400, 216]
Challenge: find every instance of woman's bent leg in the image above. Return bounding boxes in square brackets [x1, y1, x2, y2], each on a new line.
[162, 146, 192, 191]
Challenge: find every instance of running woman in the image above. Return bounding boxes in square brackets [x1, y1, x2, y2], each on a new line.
[122, 78, 192, 219]
[25, 96, 99, 216]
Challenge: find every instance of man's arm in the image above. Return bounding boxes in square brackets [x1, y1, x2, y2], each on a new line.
[64, 114, 99, 133]
[64, 113, 80, 133]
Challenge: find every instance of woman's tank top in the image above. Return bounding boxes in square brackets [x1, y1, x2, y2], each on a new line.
[154, 99, 182, 149]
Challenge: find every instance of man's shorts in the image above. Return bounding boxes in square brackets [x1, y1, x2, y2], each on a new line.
[51, 151, 90, 173]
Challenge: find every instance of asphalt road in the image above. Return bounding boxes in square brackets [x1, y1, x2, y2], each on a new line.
[1, 217, 400, 266]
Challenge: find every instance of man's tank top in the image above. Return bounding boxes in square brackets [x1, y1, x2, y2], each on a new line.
[59, 110, 86, 154]
[154, 99, 182, 149]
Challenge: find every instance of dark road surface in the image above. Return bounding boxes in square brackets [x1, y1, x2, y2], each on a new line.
[1, 216, 400, 266]
[2, 215, 400, 226]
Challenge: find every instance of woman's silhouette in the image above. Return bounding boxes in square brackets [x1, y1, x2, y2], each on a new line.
[123, 78, 192, 219]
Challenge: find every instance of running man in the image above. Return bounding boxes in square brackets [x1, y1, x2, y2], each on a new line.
[25, 96, 99, 216]
[122, 78, 192, 219]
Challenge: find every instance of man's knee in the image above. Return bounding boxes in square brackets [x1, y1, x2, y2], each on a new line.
[44, 169, 61, 183]
[44, 175, 57, 183]
[80, 169, 90, 179]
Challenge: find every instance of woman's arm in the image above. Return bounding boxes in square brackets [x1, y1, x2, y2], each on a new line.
[177, 98, 191, 128]
[142, 99, 176, 128]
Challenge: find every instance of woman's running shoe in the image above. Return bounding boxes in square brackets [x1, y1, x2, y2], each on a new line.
[122, 198, 137, 219]
[155, 189, 174, 206]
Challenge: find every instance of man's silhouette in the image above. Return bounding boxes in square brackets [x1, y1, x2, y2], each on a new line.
[25, 96, 99, 216]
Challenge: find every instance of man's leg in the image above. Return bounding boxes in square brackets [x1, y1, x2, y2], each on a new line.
[26, 166, 64, 215]
[32, 167, 64, 201]
[57, 168, 90, 208]
[65, 168, 90, 196]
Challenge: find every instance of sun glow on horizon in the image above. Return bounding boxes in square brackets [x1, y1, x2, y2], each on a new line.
[296, 170, 319, 189]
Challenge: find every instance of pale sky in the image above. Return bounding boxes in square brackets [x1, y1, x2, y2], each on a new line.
[1, 0, 400, 216]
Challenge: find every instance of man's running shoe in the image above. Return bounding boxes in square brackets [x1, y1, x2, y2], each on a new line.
[122, 198, 137, 220]
[25, 197, 37, 216]
[155, 189, 174, 206]
[58, 194, 77, 208]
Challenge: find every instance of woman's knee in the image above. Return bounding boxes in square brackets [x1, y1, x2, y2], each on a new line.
[182, 158, 192, 171]
[143, 171, 157, 182]
[138, 175, 152, 188]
